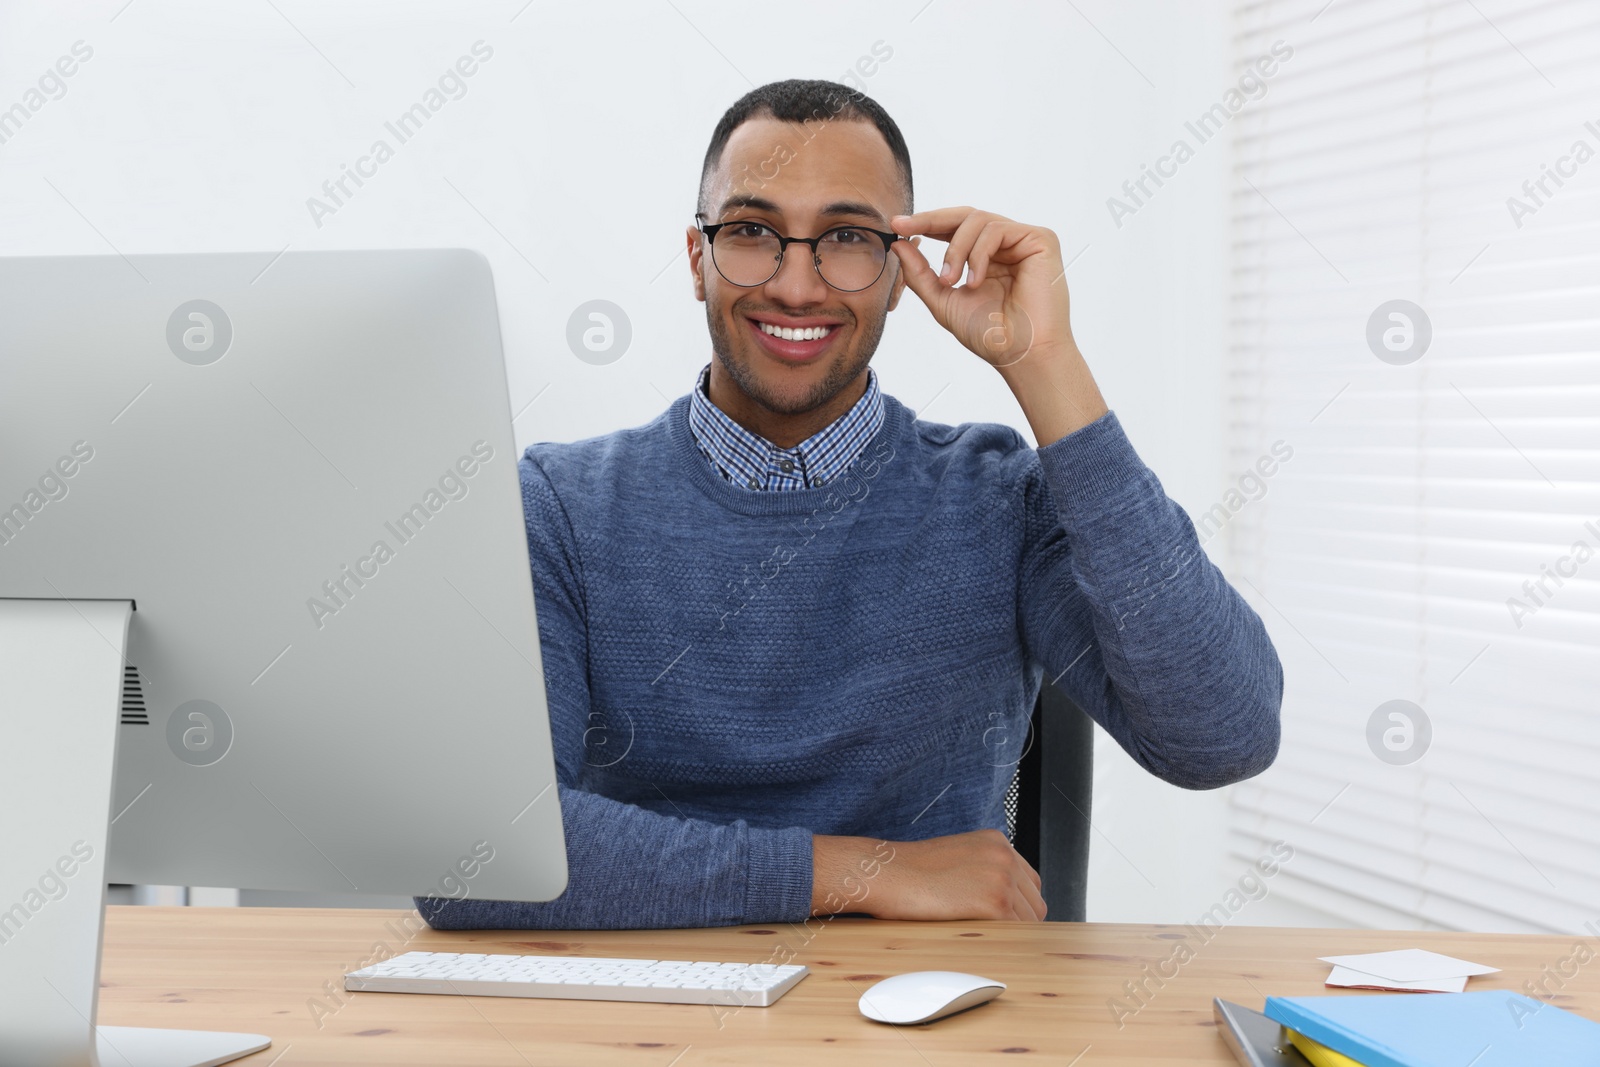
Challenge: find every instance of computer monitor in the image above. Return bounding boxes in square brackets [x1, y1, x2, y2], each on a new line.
[0, 250, 568, 1067]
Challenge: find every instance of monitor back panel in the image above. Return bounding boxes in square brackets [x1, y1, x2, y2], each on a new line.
[0, 250, 567, 901]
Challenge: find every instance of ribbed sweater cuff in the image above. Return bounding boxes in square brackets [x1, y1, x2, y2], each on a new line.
[743, 825, 815, 924]
[1034, 409, 1152, 520]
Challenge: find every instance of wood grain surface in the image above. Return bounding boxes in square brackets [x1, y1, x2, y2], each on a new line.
[95, 906, 1600, 1066]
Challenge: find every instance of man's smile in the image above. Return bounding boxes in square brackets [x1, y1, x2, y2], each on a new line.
[743, 312, 846, 363]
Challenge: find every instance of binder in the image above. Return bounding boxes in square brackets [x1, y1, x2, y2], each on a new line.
[1213, 999, 1313, 1066]
[1263, 989, 1600, 1067]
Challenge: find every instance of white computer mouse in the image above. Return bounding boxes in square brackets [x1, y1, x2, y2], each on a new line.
[857, 970, 1007, 1025]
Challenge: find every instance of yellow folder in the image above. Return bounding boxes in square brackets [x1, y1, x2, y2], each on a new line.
[1287, 1028, 1367, 1067]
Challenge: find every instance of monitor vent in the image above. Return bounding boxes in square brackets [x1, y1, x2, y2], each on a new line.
[120, 665, 148, 725]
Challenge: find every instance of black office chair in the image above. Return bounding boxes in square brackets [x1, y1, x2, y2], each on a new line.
[1003, 680, 1094, 922]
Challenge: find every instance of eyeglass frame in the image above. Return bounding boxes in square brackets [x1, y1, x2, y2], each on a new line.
[694, 212, 905, 293]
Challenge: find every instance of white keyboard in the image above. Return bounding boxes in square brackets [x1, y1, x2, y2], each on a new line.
[344, 950, 808, 1007]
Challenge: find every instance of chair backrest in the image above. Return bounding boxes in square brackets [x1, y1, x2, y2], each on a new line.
[1004, 680, 1093, 922]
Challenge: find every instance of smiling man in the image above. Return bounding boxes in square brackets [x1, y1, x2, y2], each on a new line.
[418, 80, 1282, 930]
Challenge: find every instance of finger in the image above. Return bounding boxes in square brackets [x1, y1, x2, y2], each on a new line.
[1019, 874, 1048, 921]
[966, 221, 1013, 288]
[890, 239, 952, 315]
[1009, 844, 1043, 892]
[938, 213, 994, 285]
[1009, 888, 1042, 923]
[890, 206, 984, 242]
[895, 234, 923, 279]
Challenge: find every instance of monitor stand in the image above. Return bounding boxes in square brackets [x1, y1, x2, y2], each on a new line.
[0, 599, 269, 1067]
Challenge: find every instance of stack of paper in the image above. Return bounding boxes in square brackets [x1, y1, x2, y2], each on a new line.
[1317, 949, 1499, 993]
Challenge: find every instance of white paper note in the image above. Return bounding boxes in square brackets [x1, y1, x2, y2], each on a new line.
[1325, 965, 1470, 993]
[1317, 949, 1500, 983]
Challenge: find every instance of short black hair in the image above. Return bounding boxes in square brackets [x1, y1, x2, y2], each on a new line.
[697, 79, 913, 216]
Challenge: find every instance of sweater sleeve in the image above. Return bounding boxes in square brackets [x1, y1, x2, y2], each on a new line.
[1015, 410, 1282, 789]
[415, 453, 814, 930]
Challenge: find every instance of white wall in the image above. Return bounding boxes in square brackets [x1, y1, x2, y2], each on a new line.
[0, 0, 1259, 924]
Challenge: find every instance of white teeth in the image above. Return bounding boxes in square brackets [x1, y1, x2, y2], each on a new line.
[759, 322, 831, 342]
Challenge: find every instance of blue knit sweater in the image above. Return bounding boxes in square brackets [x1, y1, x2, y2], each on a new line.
[417, 392, 1282, 930]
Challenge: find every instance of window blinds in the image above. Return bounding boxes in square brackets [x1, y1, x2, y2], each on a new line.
[1224, 0, 1600, 933]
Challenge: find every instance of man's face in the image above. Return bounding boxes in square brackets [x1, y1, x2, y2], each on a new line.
[689, 115, 911, 416]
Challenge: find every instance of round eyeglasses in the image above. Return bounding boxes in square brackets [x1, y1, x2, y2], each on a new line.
[696, 215, 903, 293]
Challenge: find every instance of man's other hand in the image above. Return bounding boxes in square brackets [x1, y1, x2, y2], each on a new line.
[812, 829, 1047, 922]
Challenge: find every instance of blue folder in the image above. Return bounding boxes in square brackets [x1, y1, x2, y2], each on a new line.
[1263, 990, 1600, 1067]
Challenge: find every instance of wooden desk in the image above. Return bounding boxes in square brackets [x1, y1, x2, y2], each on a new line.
[98, 906, 1599, 1066]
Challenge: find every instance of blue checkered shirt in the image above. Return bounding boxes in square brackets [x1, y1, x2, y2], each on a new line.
[686, 363, 885, 491]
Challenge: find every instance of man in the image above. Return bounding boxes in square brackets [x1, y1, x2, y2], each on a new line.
[419, 79, 1281, 930]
